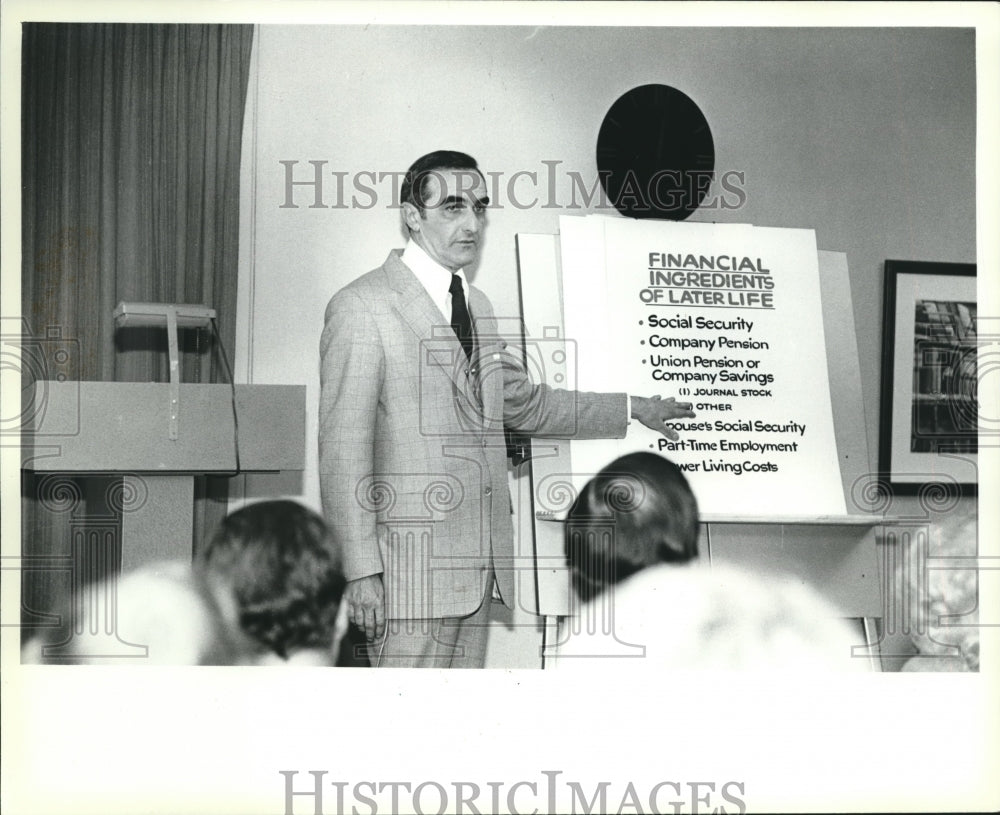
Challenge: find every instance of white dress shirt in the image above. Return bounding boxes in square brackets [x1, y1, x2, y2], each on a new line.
[401, 238, 632, 422]
[402, 239, 468, 323]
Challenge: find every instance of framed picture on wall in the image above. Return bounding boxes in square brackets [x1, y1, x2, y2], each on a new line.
[879, 260, 977, 495]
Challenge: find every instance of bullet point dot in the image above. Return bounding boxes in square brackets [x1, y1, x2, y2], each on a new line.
[641, 359, 647, 364]
[638, 320, 644, 325]
[640, 340, 645, 345]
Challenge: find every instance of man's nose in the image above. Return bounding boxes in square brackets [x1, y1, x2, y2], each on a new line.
[461, 207, 481, 233]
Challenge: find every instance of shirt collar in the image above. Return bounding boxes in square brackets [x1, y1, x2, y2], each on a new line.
[402, 239, 467, 320]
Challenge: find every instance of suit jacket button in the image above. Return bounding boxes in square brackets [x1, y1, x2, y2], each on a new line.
[484, 487, 492, 496]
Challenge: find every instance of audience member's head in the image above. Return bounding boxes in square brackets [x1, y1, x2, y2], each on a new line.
[196, 500, 347, 664]
[895, 506, 978, 672]
[565, 452, 699, 602]
[556, 562, 866, 672]
[21, 560, 253, 666]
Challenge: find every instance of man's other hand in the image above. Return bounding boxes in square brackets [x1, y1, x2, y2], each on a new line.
[344, 574, 386, 642]
[631, 395, 696, 440]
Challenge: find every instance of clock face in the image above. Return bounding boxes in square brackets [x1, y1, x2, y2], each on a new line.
[597, 84, 715, 221]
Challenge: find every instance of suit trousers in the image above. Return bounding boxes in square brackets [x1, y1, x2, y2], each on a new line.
[366, 569, 495, 668]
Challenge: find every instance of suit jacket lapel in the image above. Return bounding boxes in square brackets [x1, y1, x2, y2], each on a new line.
[468, 287, 505, 432]
[382, 251, 480, 406]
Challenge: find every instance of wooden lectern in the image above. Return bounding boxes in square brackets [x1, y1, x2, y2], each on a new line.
[21, 381, 306, 570]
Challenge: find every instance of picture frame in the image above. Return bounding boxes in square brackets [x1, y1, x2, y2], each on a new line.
[879, 260, 978, 495]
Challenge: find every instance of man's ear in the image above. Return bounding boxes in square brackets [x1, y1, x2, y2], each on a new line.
[401, 201, 422, 233]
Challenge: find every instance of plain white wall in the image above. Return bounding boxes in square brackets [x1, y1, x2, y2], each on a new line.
[236, 25, 975, 514]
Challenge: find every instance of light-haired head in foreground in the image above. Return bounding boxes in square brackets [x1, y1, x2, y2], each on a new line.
[21, 560, 254, 666]
[554, 562, 867, 672]
[894, 506, 978, 672]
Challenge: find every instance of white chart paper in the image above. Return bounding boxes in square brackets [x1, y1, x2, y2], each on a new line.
[560, 214, 846, 516]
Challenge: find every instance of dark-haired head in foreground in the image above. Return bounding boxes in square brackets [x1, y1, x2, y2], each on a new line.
[565, 452, 699, 602]
[197, 500, 346, 662]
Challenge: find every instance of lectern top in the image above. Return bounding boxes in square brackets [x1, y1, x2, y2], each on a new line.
[21, 381, 305, 474]
[113, 302, 216, 329]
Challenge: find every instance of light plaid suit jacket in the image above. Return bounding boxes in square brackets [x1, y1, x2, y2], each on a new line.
[319, 250, 626, 619]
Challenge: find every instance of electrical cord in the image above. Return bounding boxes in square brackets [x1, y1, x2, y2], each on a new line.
[210, 316, 242, 477]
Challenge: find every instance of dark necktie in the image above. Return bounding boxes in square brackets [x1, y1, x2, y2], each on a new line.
[449, 274, 474, 360]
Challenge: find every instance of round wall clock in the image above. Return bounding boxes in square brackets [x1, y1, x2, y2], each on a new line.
[596, 84, 715, 221]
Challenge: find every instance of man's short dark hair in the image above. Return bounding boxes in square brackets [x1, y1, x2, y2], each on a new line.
[564, 452, 699, 603]
[401, 150, 483, 210]
[197, 500, 346, 659]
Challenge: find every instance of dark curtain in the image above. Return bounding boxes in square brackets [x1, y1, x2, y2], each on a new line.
[21, 23, 254, 631]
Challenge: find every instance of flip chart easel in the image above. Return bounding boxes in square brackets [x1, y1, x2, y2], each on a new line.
[515, 234, 884, 668]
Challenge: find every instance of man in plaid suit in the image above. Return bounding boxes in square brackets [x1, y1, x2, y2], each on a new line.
[319, 150, 693, 667]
